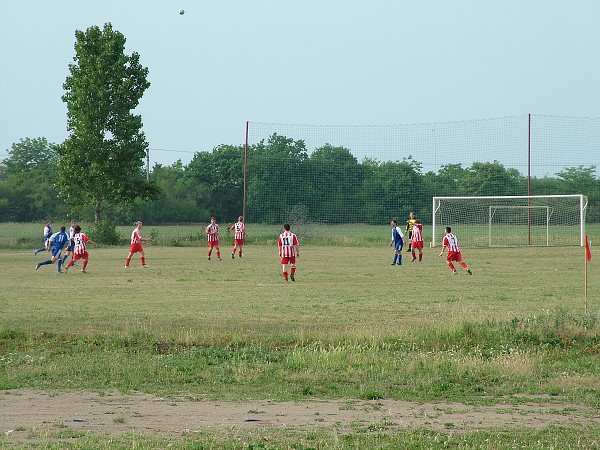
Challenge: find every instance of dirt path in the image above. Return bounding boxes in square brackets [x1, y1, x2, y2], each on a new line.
[1, 390, 598, 445]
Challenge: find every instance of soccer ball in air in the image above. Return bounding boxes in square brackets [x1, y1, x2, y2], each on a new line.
[179, 9, 185, 15]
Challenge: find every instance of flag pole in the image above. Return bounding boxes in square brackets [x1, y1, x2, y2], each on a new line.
[585, 242, 588, 314]
[584, 234, 591, 314]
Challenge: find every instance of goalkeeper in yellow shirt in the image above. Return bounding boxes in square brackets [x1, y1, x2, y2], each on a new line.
[405, 212, 418, 251]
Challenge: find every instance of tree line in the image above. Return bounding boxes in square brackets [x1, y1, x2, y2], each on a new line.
[1, 134, 598, 225]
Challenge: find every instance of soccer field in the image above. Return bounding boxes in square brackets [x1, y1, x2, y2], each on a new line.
[3, 245, 597, 337]
[1, 243, 599, 448]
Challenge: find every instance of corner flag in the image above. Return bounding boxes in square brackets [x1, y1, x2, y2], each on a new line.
[585, 235, 592, 262]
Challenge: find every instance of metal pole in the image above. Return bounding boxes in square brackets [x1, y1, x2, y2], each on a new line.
[527, 113, 531, 245]
[243, 121, 249, 222]
[585, 235, 589, 313]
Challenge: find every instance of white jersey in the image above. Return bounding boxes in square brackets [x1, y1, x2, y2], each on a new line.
[43, 225, 52, 244]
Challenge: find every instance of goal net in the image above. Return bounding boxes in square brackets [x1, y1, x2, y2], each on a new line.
[432, 195, 588, 248]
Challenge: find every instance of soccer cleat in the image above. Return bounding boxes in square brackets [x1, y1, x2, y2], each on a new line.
[142, 265, 150, 268]
[124, 265, 129, 268]
[411, 258, 416, 262]
[35, 263, 40, 270]
[207, 256, 211, 261]
[453, 271, 458, 275]
[391, 263, 396, 265]
[218, 258, 222, 261]
[290, 275, 295, 282]
[63, 266, 69, 273]
[467, 269, 472, 275]
[231, 253, 235, 259]
[81, 269, 87, 273]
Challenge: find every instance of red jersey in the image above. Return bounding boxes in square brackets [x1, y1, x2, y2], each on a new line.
[411, 223, 423, 244]
[278, 231, 299, 257]
[442, 232, 460, 252]
[73, 232, 90, 255]
[230, 221, 245, 240]
[131, 228, 142, 244]
[206, 223, 219, 243]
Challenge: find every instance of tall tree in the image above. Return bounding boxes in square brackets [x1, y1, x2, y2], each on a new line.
[247, 134, 311, 223]
[0, 137, 63, 221]
[461, 161, 526, 196]
[555, 165, 599, 222]
[186, 145, 245, 222]
[309, 145, 364, 223]
[57, 23, 158, 223]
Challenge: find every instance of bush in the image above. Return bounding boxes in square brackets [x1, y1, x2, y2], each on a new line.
[89, 221, 123, 245]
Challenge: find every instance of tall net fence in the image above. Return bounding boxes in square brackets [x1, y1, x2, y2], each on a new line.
[245, 115, 599, 231]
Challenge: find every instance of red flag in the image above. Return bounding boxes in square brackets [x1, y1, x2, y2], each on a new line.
[585, 235, 592, 262]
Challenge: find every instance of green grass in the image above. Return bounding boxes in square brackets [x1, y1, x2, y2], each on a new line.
[5, 222, 599, 248]
[1, 226, 600, 447]
[0, 222, 393, 248]
[3, 426, 600, 449]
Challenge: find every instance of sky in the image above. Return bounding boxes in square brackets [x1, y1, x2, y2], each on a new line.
[1, 0, 599, 170]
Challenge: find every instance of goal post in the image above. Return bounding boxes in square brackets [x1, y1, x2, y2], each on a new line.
[432, 195, 588, 248]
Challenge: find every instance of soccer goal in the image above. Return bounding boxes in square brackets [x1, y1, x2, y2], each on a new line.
[432, 195, 588, 248]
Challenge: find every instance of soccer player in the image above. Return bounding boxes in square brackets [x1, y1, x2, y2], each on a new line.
[62, 219, 77, 267]
[206, 217, 221, 261]
[278, 223, 299, 281]
[438, 226, 472, 275]
[35, 225, 69, 273]
[125, 221, 151, 268]
[64, 225, 98, 273]
[390, 219, 404, 265]
[230, 216, 246, 258]
[405, 212, 418, 251]
[410, 219, 424, 262]
[34, 220, 52, 256]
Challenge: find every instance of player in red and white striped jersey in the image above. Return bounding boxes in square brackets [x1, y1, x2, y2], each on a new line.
[230, 216, 246, 259]
[64, 225, 98, 273]
[278, 223, 299, 281]
[410, 220, 424, 262]
[125, 221, 151, 268]
[438, 226, 472, 275]
[206, 217, 221, 261]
